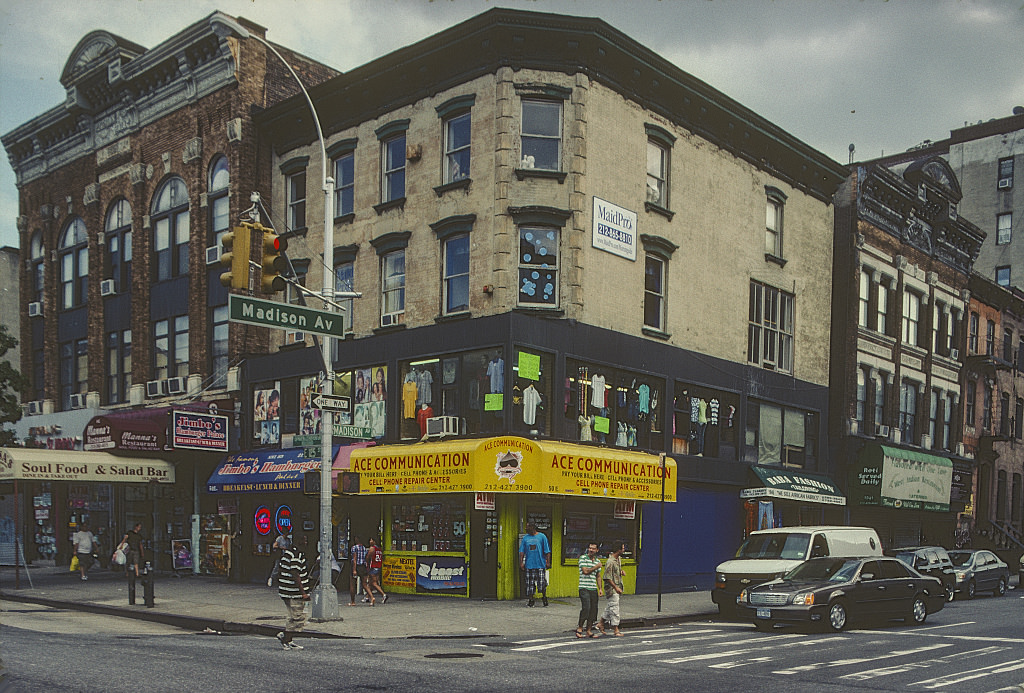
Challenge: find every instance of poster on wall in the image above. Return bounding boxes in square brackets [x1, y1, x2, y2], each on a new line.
[353, 366, 387, 438]
[332, 371, 353, 426]
[172, 539, 193, 570]
[298, 376, 322, 436]
[254, 384, 281, 445]
[383, 555, 417, 589]
[591, 196, 637, 261]
[199, 514, 231, 575]
[416, 556, 467, 594]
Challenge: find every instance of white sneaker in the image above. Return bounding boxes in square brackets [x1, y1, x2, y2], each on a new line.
[267, 578, 273, 587]
[81, 575, 88, 581]
[287, 641, 304, 650]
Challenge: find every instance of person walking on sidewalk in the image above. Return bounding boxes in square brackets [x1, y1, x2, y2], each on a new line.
[348, 536, 371, 606]
[598, 541, 626, 637]
[72, 522, 97, 581]
[266, 533, 290, 587]
[276, 533, 311, 650]
[365, 538, 387, 605]
[575, 541, 603, 638]
[519, 522, 551, 607]
[119, 523, 145, 578]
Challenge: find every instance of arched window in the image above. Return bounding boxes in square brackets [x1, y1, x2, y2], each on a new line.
[59, 217, 88, 309]
[29, 231, 44, 303]
[104, 199, 132, 293]
[151, 177, 190, 281]
[208, 155, 230, 247]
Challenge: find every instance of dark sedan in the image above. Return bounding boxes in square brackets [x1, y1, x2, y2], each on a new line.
[735, 556, 945, 632]
[948, 549, 1010, 599]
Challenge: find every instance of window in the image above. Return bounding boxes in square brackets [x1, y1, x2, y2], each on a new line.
[928, 390, 939, 447]
[744, 401, 812, 467]
[284, 262, 309, 344]
[381, 134, 406, 203]
[209, 305, 228, 389]
[983, 380, 993, 430]
[873, 375, 886, 429]
[208, 156, 230, 248]
[1016, 397, 1024, 440]
[969, 312, 980, 353]
[997, 213, 1012, 245]
[996, 470, 1007, 521]
[153, 315, 188, 381]
[942, 393, 954, 450]
[965, 379, 977, 427]
[899, 381, 918, 443]
[986, 319, 996, 356]
[644, 254, 666, 330]
[29, 232, 44, 303]
[858, 270, 871, 328]
[151, 177, 190, 281]
[765, 187, 786, 259]
[518, 227, 559, 307]
[520, 99, 561, 170]
[59, 217, 88, 309]
[876, 280, 889, 333]
[334, 261, 354, 335]
[104, 200, 132, 294]
[287, 170, 306, 231]
[996, 265, 1011, 287]
[106, 329, 131, 405]
[646, 140, 668, 207]
[748, 281, 794, 373]
[333, 151, 355, 217]
[443, 235, 470, 314]
[381, 250, 405, 325]
[998, 156, 1014, 188]
[1002, 392, 1011, 436]
[1012, 473, 1022, 523]
[59, 338, 88, 410]
[902, 291, 920, 346]
[1005, 327, 1015, 362]
[932, 303, 949, 354]
[443, 112, 471, 184]
[855, 369, 867, 429]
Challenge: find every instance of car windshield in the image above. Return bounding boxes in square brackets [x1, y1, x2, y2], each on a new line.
[893, 551, 918, 565]
[783, 558, 861, 583]
[948, 551, 973, 567]
[734, 532, 811, 560]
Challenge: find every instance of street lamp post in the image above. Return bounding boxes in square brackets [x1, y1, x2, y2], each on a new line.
[211, 14, 339, 620]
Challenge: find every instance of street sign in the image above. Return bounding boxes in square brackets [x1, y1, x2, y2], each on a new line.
[228, 294, 345, 337]
[292, 424, 373, 444]
[311, 393, 350, 413]
[302, 447, 321, 459]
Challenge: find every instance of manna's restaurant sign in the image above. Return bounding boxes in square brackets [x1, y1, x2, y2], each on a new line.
[347, 437, 676, 502]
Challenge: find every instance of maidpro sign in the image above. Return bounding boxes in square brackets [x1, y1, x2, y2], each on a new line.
[592, 197, 637, 261]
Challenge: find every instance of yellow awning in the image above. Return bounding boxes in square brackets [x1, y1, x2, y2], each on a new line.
[0, 448, 175, 483]
[347, 436, 676, 502]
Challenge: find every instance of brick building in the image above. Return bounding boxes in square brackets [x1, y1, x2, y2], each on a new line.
[0, 12, 336, 569]
[239, 9, 848, 597]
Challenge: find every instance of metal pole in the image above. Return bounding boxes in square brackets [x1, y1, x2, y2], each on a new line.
[657, 452, 665, 612]
[14, 479, 20, 590]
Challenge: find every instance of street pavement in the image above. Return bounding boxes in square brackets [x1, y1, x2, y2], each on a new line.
[0, 564, 717, 640]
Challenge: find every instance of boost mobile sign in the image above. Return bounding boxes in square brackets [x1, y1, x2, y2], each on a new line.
[592, 197, 637, 261]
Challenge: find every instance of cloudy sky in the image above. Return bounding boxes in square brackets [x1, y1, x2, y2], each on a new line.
[1, 0, 1022, 249]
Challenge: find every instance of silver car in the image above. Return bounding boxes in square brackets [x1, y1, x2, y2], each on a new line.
[947, 549, 1010, 599]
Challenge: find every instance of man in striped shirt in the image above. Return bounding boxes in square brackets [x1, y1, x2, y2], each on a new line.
[575, 542, 603, 638]
[276, 533, 311, 650]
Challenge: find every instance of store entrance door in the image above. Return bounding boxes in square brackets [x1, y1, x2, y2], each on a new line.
[470, 507, 499, 599]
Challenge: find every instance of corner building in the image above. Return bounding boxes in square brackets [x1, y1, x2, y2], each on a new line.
[240, 8, 847, 598]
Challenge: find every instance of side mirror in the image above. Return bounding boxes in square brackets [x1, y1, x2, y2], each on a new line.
[860, 572, 875, 581]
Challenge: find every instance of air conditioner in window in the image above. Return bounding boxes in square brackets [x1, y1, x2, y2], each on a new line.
[165, 376, 187, 395]
[28, 302, 43, 318]
[100, 279, 116, 297]
[950, 348, 960, 360]
[68, 393, 86, 409]
[998, 178, 1013, 190]
[205, 245, 222, 265]
[425, 416, 459, 438]
[380, 312, 404, 328]
[846, 418, 859, 436]
[956, 442, 968, 457]
[920, 433, 932, 449]
[146, 380, 167, 398]
[25, 400, 42, 416]
[875, 424, 890, 438]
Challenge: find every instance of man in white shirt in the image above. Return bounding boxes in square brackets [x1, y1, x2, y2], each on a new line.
[72, 522, 97, 581]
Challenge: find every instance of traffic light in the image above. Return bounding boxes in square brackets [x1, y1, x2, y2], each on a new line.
[260, 228, 288, 293]
[219, 224, 252, 290]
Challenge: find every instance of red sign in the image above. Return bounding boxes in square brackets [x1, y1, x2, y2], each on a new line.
[275, 505, 293, 535]
[254, 505, 272, 536]
[613, 500, 636, 519]
[474, 492, 495, 511]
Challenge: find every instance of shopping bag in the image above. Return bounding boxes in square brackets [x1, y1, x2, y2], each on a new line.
[112, 548, 127, 566]
[70, 555, 80, 572]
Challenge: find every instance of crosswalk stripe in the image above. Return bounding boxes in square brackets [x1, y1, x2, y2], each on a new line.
[909, 659, 1024, 689]
[772, 644, 953, 675]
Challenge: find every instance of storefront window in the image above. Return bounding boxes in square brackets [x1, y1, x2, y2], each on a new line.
[561, 501, 637, 562]
[564, 359, 662, 450]
[353, 365, 388, 439]
[399, 349, 505, 440]
[389, 499, 466, 553]
[672, 383, 739, 459]
[744, 401, 817, 468]
[513, 348, 554, 435]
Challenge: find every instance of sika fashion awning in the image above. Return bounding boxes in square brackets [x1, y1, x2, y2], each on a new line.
[346, 436, 676, 502]
[0, 447, 175, 483]
[206, 447, 340, 494]
[739, 465, 846, 506]
[852, 444, 953, 512]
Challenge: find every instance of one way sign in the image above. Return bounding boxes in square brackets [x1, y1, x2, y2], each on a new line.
[311, 393, 350, 413]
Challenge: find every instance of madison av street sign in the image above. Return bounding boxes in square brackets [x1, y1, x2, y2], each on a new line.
[228, 294, 345, 338]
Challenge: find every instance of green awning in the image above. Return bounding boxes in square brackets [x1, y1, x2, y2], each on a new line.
[853, 444, 952, 512]
[739, 465, 846, 506]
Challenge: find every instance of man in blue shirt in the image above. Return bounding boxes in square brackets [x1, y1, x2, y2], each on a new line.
[519, 523, 551, 607]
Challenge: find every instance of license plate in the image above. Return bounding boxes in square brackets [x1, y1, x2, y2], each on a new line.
[756, 608, 771, 619]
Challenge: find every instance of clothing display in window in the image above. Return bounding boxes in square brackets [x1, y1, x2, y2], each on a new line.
[523, 384, 542, 426]
[638, 383, 650, 414]
[402, 376, 418, 419]
[590, 373, 606, 408]
[416, 404, 434, 436]
[416, 368, 434, 405]
[709, 398, 720, 426]
[578, 415, 594, 442]
[486, 357, 504, 393]
[615, 422, 628, 446]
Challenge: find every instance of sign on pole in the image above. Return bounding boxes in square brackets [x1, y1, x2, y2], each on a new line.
[228, 294, 346, 337]
[311, 393, 350, 413]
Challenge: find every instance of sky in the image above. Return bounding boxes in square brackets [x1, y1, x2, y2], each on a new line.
[1, 0, 1022, 250]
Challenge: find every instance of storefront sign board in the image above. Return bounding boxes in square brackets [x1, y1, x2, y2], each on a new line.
[853, 444, 952, 512]
[474, 492, 495, 510]
[382, 555, 417, 588]
[416, 556, 467, 594]
[172, 410, 229, 451]
[517, 352, 541, 381]
[592, 197, 638, 261]
[0, 448, 174, 483]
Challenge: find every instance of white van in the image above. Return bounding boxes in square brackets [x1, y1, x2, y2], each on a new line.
[712, 526, 882, 612]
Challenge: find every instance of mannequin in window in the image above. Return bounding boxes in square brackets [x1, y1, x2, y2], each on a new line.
[578, 413, 594, 442]
[695, 398, 708, 456]
[416, 403, 434, 437]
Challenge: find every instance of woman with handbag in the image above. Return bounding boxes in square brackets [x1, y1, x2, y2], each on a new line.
[119, 523, 145, 578]
[72, 522, 97, 581]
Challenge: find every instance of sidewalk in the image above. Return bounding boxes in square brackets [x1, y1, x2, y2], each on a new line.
[0, 565, 718, 640]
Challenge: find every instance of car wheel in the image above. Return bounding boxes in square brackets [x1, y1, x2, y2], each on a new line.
[827, 600, 848, 632]
[754, 620, 773, 632]
[907, 595, 928, 625]
[994, 577, 1007, 596]
[967, 579, 976, 599]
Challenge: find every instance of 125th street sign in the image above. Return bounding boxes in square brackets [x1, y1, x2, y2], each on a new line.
[228, 294, 345, 338]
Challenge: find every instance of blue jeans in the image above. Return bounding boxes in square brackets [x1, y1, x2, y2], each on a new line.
[578, 588, 599, 629]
